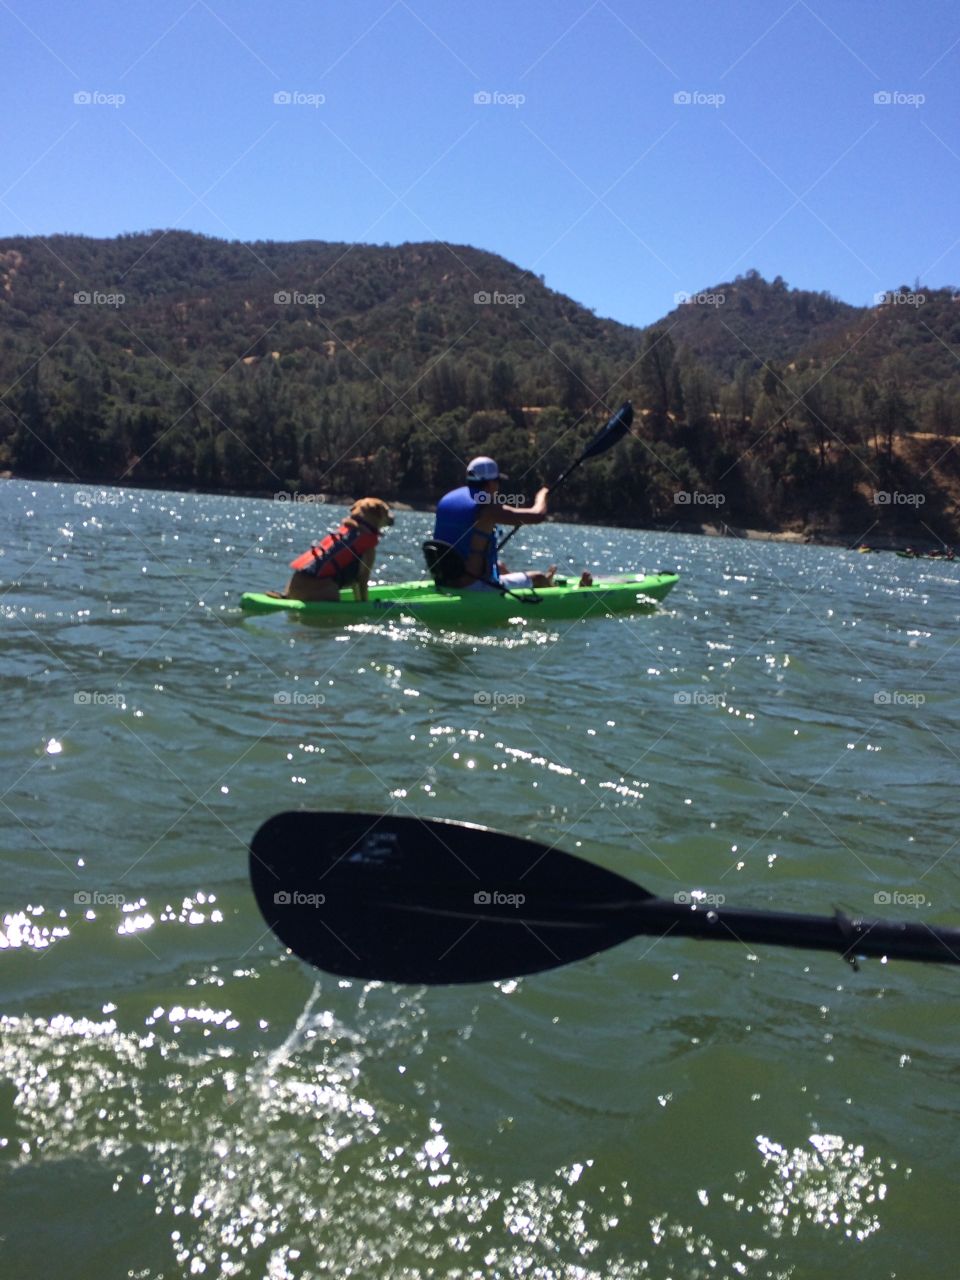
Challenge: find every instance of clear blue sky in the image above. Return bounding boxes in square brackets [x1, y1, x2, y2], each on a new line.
[2, 0, 958, 326]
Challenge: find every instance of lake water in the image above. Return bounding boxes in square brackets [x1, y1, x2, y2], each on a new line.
[2, 479, 959, 1279]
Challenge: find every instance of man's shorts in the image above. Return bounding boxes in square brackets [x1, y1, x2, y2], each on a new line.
[466, 572, 532, 592]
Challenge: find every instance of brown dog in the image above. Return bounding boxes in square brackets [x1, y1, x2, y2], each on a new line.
[282, 498, 395, 603]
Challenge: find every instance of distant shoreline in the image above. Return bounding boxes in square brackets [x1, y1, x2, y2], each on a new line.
[3, 472, 949, 553]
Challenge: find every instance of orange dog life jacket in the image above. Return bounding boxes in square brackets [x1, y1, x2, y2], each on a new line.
[289, 520, 379, 585]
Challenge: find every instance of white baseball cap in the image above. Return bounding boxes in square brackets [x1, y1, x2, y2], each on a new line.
[466, 456, 507, 481]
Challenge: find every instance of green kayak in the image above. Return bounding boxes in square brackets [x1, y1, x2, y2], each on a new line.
[239, 572, 678, 626]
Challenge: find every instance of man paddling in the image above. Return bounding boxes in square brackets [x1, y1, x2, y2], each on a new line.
[434, 457, 558, 590]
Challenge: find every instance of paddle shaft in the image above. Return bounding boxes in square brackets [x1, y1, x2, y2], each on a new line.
[497, 402, 632, 555]
[620, 899, 960, 966]
[497, 454, 582, 555]
[390, 897, 960, 966]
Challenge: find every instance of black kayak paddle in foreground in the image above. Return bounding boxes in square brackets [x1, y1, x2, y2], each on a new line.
[248, 813, 960, 984]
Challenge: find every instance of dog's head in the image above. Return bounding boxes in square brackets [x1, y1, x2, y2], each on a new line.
[350, 497, 395, 531]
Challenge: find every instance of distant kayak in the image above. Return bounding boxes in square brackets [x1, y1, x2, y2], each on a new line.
[240, 572, 678, 626]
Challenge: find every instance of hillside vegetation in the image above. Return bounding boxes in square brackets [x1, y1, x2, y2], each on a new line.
[2, 231, 959, 542]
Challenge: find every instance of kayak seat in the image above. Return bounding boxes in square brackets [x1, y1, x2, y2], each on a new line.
[422, 539, 467, 588]
[422, 539, 541, 604]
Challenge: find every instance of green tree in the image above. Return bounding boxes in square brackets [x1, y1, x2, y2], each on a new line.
[639, 328, 676, 427]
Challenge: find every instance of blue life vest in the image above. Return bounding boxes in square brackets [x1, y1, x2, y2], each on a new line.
[433, 486, 498, 582]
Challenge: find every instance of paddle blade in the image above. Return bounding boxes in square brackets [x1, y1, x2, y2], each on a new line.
[249, 812, 651, 984]
[580, 400, 633, 461]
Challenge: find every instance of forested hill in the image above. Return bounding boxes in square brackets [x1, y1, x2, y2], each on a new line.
[659, 271, 858, 378]
[1, 231, 959, 543]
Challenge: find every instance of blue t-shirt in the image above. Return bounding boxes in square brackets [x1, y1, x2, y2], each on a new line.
[434, 485, 498, 581]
